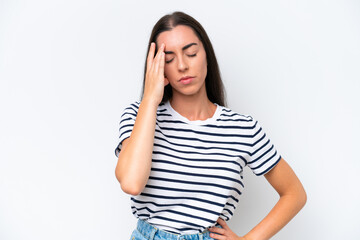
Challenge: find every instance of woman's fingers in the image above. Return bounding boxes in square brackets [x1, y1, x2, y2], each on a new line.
[159, 49, 165, 73]
[209, 227, 225, 235]
[153, 43, 165, 73]
[216, 217, 229, 230]
[143, 42, 167, 104]
[146, 42, 155, 73]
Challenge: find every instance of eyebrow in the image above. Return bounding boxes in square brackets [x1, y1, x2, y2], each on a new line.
[164, 43, 198, 54]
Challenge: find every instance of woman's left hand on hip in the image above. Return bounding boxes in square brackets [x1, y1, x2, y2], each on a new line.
[208, 217, 246, 240]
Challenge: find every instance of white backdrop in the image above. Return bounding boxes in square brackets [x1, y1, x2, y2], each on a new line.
[1, 0, 359, 239]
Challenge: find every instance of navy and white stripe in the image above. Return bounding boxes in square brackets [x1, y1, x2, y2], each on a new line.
[115, 100, 281, 235]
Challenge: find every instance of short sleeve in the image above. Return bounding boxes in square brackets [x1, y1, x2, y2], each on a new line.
[114, 101, 140, 158]
[247, 117, 282, 176]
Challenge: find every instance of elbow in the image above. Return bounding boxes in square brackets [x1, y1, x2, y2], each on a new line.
[295, 179, 307, 210]
[281, 185, 307, 211]
[120, 182, 142, 196]
[300, 188, 307, 209]
[114, 159, 146, 196]
[115, 170, 142, 196]
[293, 185, 307, 212]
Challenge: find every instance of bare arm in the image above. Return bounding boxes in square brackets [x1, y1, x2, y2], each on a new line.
[243, 158, 307, 240]
[115, 42, 168, 196]
[115, 99, 158, 196]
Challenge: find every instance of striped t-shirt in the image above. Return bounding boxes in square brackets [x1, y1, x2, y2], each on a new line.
[115, 99, 281, 235]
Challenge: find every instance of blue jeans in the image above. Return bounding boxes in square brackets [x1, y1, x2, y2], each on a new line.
[130, 218, 223, 240]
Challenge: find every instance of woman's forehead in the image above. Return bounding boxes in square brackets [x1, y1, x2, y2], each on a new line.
[156, 25, 201, 50]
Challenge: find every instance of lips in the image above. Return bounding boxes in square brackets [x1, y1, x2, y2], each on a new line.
[179, 76, 195, 81]
[179, 76, 194, 84]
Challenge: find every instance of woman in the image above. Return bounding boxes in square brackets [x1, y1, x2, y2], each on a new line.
[115, 11, 307, 240]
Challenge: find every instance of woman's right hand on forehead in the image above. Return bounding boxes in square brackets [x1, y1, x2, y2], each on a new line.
[143, 42, 169, 106]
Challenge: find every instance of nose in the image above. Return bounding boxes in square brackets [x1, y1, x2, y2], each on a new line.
[177, 55, 189, 72]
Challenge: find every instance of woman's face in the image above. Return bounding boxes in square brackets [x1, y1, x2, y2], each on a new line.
[156, 25, 207, 97]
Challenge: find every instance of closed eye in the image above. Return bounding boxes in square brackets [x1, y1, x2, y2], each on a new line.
[165, 59, 174, 64]
[165, 53, 197, 64]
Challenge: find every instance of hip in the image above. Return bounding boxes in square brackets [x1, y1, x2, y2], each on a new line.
[130, 218, 222, 240]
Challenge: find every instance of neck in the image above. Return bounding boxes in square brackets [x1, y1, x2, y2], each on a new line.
[169, 94, 216, 121]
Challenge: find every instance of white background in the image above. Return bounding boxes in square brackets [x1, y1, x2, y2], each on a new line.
[1, 0, 359, 239]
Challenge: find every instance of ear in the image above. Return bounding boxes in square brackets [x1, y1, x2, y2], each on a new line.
[164, 77, 170, 86]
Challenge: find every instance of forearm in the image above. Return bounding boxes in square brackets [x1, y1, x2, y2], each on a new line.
[243, 192, 306, 240]
[116, 98, 158, 194]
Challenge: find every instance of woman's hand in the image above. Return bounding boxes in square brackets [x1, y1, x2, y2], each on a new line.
[143, 42, 169, 106]
[208, 217, 246, 240]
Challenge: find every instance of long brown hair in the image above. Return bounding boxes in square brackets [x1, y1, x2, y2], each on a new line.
[139, 11, 227, 107]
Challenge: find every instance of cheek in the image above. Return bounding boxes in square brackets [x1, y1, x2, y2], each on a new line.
[164, 66, 169, 77]
[164, 65, 175, 79]
[198, 56, 208, 77]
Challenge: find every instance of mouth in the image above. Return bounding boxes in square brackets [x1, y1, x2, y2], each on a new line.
[179, 76, 194, 85]
[178, 76, 195, 81]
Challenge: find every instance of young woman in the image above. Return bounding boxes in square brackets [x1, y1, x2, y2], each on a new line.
[115, 11, 307, 240]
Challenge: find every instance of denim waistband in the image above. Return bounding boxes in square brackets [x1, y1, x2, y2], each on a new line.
[136, 218, 219, 240]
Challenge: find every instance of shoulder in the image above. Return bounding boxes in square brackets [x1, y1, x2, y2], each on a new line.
[219, 105, 254, 123]
[117, 100, 141, 121]
[121, 100, 168, 116]
[122, 100, 141, 113]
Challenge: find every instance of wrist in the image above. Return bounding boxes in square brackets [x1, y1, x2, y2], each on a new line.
[141, 96, 160, 108]
[240, 235, 253, 240]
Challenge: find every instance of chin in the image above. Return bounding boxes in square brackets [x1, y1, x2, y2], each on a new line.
[175, 87, 203, 97]
[170, 80, 205, 94]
